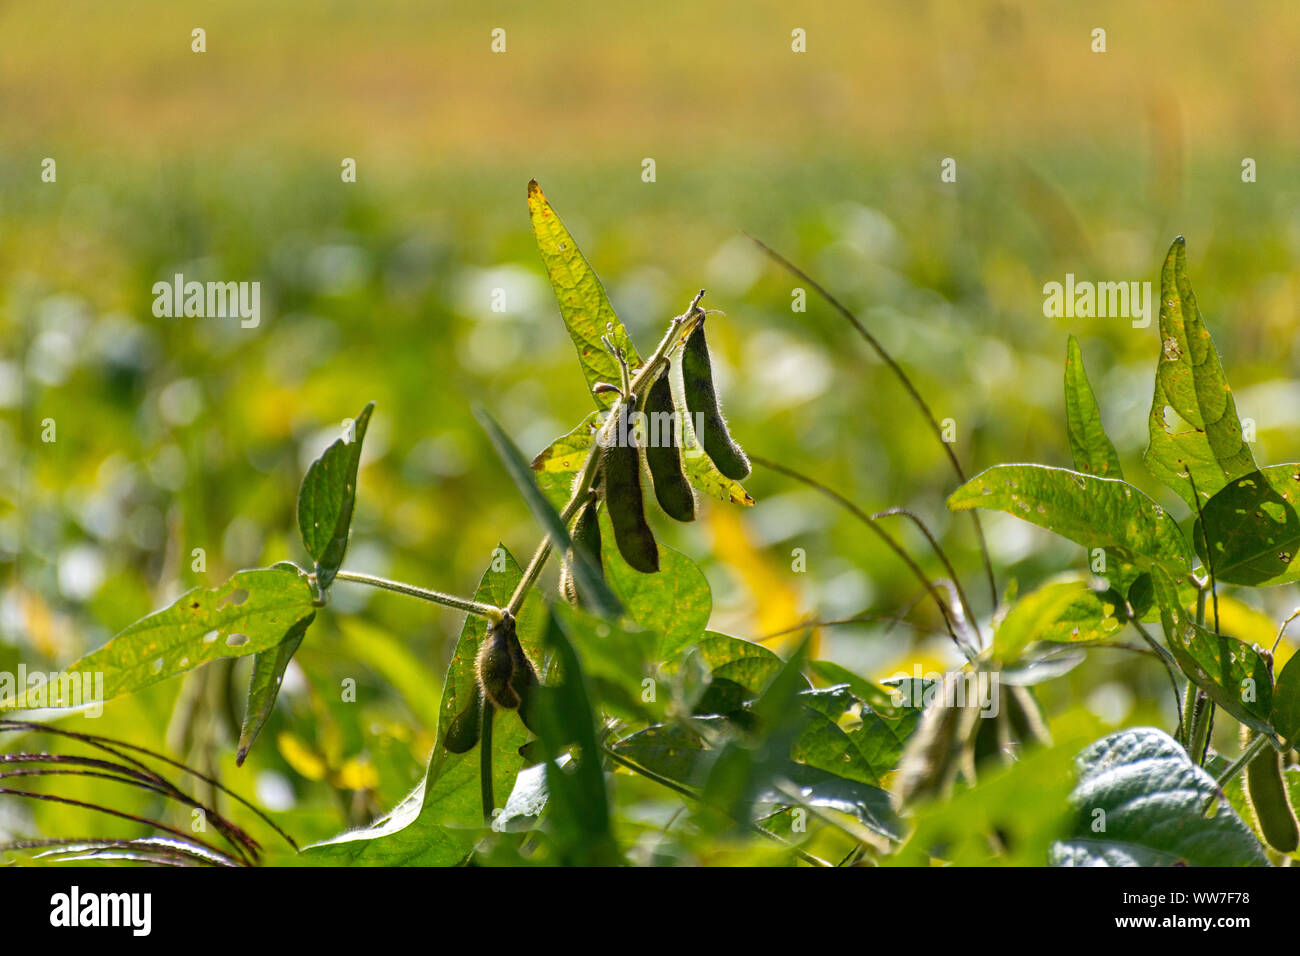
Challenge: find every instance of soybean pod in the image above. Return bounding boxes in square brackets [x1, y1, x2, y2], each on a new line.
[600, 402, 660, 573]
[444, 685, 483, 754]
[1244, 730, 1299, 854]
[560, 499, 605, 606]
[642, 368, 696, 522]
[682, 320, 750, 480]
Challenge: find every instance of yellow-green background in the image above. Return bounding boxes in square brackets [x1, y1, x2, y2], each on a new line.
[3, 1, 1299, 858]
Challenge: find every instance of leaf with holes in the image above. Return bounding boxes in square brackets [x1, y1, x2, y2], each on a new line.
[297, 402, 374, 589]
[948, 464, 1191, 575]
[1143, 237, 1256, 509]
[1051, 727, 1267, 866]
[528, 180, 641, 408]
[0, 566, 318, 710]
[1195, 466, 1300, 587]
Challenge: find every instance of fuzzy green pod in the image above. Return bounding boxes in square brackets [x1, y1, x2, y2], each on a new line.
[560, 500, 605, 607]
[599, 403, 660, 574]
[444, 685, 483, 754]
[642, 368, 696, 522]
[682, 321, 750, 480]
[1005, 685, 1051, 747]
[1244, 731, 1299, 854]
[475, 613, 538, 712]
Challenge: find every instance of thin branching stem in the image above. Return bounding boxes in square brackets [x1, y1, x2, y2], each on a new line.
[749, 455, 971, 656]
[873, 507, 981, 647]
[747, 236, 997, 608]
[333, 571, 502, 621]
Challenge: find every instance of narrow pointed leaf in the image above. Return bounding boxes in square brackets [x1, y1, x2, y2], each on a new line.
[528, 179, 641, 408]
[1143, 238, 1255, 508]
[236, 612, 315, 765]
[948, 464, 1191, 574]
[297, 402, 374, 589]
[1064, 335, 1122, 478]
[474, 406, 621, 618]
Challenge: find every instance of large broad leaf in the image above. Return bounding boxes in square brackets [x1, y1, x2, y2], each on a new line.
[794, 686, 920, 786]
[1064, 335, 1122, 478]
[611, 719, 903, 842]
[528, 179, 641, 408]
[476, 406, 621, 618]
[668, 354, 753, 507]
[1196, 466, 1300, 586]
[305, 548, 544, 865]
[598, 509, 711, 658]
[1151, 567, 1274, 733]
[552, 603, 660, 722]
[236, 612, 315, 765]
[2, 566, 317, 710]
[1143, 237, 1256, 509]
[948, 464, 1191, 574]
[1271, 653, 1300, 746]
[1051, 727, 1268, 866]
[297, 402, 374, 590]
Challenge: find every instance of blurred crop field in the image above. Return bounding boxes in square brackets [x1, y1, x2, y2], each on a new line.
[3, 0, 1300, 853]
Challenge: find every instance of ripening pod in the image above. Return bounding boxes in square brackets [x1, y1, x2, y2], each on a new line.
[599, 403, 660, 574]
[444, 685, 484, 754]
[893, 673, 977, 810]
[1004, 685, 1051, 748]
[560, 500, 605, 607]
[475, 612, 540, 713]
[1242, 727, 1300, 854]
[682, 320, 750, 481]
[642, 368, 696, 522]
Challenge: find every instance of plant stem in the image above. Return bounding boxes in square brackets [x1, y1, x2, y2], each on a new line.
[1201, 731, 1272, 814]
[333, 570, 502, 620]
[1187, 691, 1212, 765]
[480, 701, 495, 825]
[504, 296, 708, 617]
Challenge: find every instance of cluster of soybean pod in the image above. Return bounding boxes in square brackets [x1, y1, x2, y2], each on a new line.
[444, 292, 750, 755]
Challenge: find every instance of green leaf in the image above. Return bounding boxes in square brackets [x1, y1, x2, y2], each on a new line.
[236, 611, 315, 765]
[528, 180, 641, 409]
[948, 464, 1191, 574]
[530, 609, 622, 865]
[305, 548, 544, 865]
[1195, 466, 1300, 586]
[1271, 653, 1300, 745]
[598, 509, 711, 658]
[1064, 335, 1122, 478]
[693, 631, 790, 714]
[669, 356, 754, 507]
[992, 578, 1095, 662]
[1151, 567, 1274, 733]
[1143, 237, 1256, 509]
[475, 405, 621, 618]
[1036, 587, 1126, 646]
[551, 603, 660, 721]
[761, 763, 903, 843]
[297, 402, 374, 590]
[807, 660, 898, 711]
[2, 566, 317, 710]
[1051, 727, 1268, 866]
[531, 412, 600, 512]
[794, 686, 920, 785]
